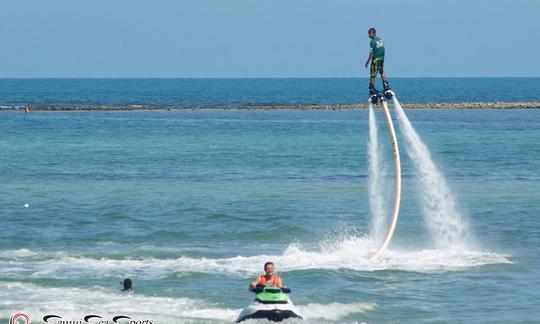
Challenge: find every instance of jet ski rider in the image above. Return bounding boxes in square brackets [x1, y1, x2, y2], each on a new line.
[249, 262, 285, 291]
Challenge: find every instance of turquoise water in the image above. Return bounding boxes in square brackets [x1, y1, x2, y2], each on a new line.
[1, 78, 540, 106]
[1, 108, 539, 322]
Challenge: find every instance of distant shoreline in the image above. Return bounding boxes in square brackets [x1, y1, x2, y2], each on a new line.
[2, 102, 540, 111]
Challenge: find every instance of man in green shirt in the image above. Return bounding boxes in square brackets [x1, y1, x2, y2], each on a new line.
[364, 27, 391, 96]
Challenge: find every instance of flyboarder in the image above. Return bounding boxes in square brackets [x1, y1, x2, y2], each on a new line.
[364, 28, 391, 96]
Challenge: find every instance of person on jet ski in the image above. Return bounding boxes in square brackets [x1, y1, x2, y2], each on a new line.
[249, 262, 284, 291]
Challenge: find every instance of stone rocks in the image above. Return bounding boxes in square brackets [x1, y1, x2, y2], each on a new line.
[2, 102, 540, 111]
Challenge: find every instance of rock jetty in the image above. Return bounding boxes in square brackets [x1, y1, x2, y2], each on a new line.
[2, 102, 540, 111]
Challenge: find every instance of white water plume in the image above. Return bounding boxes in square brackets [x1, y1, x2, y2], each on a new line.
[392, 97, 472, 248]
[368, 103, 387, 242]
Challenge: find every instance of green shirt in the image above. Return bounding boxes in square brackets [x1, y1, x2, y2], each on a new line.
[370, 37, 385, 59]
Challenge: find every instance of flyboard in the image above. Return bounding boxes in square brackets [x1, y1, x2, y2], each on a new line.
[369, 90, 402, 259]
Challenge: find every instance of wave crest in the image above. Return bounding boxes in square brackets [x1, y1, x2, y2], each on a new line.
[0, 237, 510, 279]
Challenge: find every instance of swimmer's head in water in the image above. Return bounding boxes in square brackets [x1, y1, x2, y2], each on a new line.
[122, 278, 132, 291]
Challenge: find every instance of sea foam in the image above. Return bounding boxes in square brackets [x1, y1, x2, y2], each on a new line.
[0, 281, 373, 323]
[0, 238, 510, 280]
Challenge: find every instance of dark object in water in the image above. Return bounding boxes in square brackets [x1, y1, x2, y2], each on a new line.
[122, 278, 133, 291]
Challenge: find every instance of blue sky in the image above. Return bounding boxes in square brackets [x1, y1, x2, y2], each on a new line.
[1, 0, 539, 77]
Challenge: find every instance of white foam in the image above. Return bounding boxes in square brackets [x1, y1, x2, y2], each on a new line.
[297, 302, 376, 321]
[0, 248, 38, 258]
[0, 237, 510, 280]
[0, 282, 373, 323]
[0, 281, 238, 322]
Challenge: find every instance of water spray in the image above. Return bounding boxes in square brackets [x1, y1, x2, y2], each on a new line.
[368, 103, 387, 243]
[392, 96, 471, 248]
[370, 93, 402, 259]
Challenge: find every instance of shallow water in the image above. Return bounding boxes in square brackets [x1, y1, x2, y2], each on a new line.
[1, 109, 539, 322]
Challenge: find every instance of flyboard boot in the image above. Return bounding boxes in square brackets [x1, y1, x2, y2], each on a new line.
[383, 80, 394, 99]
[369, 84, 380, 104]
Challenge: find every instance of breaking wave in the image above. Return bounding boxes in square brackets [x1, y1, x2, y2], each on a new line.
[0, 282, 373, 323]
[0, 237, 510, 280]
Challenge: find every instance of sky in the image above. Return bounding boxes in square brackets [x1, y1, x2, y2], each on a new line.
[0, 0, 539, 78]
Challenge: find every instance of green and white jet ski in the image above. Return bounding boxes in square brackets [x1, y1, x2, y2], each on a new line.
[236, 285, 302, 322]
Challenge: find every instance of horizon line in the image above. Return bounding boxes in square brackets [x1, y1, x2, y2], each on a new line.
[1, 76, 539, 80]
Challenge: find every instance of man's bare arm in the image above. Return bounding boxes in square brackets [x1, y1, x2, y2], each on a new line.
[249, 277, 260, 291]
[364, 52, 372, 68]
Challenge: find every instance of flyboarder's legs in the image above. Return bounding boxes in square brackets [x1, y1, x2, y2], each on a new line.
[369, 75, 377, 94]
[381, 72, 390, 91]
[369, 75, 390, 93]
[368, 59, 380, 96]
[380, 70, 392, 99]
[368, 58, 391, 95]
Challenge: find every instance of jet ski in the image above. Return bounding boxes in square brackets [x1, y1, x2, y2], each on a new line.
[236, 285, 302, 322]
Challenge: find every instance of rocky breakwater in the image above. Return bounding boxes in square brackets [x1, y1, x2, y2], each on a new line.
[2, 102, 540, 111]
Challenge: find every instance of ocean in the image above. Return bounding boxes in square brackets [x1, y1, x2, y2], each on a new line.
[1, 77, 540, 106]
[1, 78, 539, 323]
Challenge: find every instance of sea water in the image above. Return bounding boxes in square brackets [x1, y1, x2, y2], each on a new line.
[1, 78, 540, 106]
[1, 80, 540, 323]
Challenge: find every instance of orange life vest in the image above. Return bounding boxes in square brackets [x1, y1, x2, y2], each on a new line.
[259, 274, 282, 286]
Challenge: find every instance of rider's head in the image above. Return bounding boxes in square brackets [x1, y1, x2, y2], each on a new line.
[122, 278, 132, 291]
[368, 28, 376, 39]
[264, 262, 275, 276]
